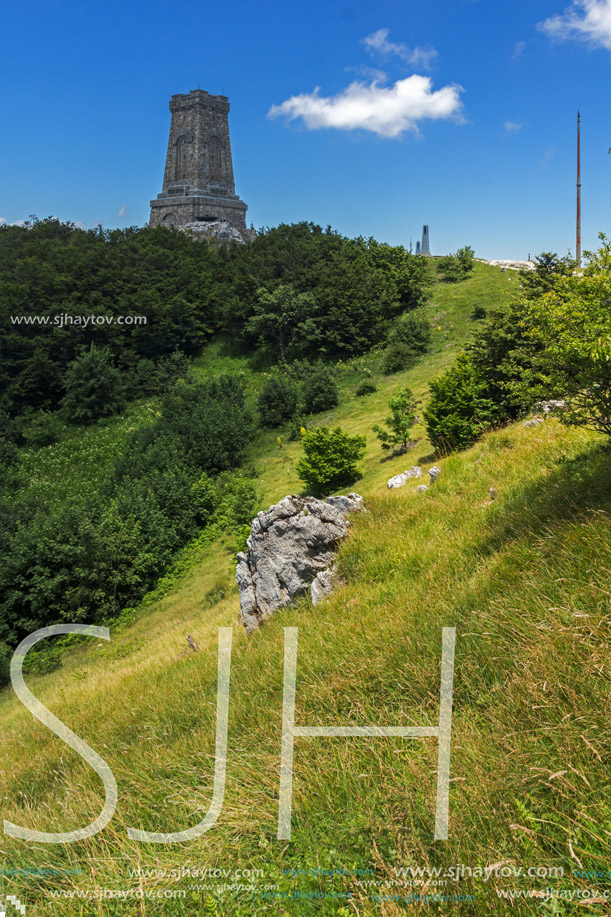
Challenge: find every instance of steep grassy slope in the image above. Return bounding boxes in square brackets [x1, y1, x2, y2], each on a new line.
[5, 265, 611, 915]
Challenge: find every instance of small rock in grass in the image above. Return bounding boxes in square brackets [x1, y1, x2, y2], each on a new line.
[387, 466, 423, 489]
[311, 567, 335, 606]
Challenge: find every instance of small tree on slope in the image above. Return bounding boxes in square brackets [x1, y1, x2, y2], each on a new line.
[297, 426, 366, 495]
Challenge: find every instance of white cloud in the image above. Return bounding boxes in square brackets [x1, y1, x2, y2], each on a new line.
[511, 40, 528, 59]
[540, 147, 557, 166]
[504, 120, 523, 133]
[117, 205, 129, 217]
[345, 64, 388, 82]
[363, 28, 438, 70]
[539, 0, 611, 49]
[0, 217, 6, 225]
[268, 76, 464, 138]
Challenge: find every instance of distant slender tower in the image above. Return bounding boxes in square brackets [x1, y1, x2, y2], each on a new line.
[576, 111, 581, 267]
[421, 224, 431, 256]
[416, 240, 421, 255]
[150, 89, 249, 233]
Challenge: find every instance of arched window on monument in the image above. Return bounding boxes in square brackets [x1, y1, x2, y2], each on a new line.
[209, 136, 222, 182]
[175, 136, 190, 181]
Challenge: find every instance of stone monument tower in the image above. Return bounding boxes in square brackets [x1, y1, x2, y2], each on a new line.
[149, 89, 250, 235]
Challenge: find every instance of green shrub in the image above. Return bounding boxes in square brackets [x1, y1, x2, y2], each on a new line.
[297, 426, 366, 495]
[22, 644, 63, 677]
[214, 476, 259, 533]
[61, 344, 126, 424]
[288, 416, 308, 440]
[0, 641, 12, 686]
[124, 357, 159, 398]
[356, 380, 377, 396]
[423, 354, 504, 453]
[302, 369, 339, 414]
[257, 377, 299, 427]
[382, 343, 417, 375]
[389, 314, 432, 354]
[456, 245, 475, 275]
[436, 255, 464, 283]
[437, 247, 474, 283]
[21, 410, 63, 447]
[125, 351, 190, 400]
[191, 473, 218, 526]
[149, 374, 251, 475]
[155, 350, 191, 389]
[373, 389, 418, 452]
[246, 284, 317, 362]
[468, 301, 542, 418]
[471, 305, 487, 320]
[519, 251, 577, 299]
[0, 432, 19, 469]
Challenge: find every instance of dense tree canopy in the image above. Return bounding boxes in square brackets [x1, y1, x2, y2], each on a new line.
[0, 218, 431, 419]
[521, 237, 611, 435]
[0, 374, 254, 643]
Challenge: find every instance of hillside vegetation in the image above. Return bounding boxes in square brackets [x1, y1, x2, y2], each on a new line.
[1, 256, 610, 916]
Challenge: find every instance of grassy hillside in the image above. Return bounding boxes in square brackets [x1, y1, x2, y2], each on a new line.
[4, 263, 610, 915]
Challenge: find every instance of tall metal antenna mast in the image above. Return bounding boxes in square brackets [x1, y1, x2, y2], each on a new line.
[576, 111, 581, 267]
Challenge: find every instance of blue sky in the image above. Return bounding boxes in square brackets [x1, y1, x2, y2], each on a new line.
[1, 0, 610, 259]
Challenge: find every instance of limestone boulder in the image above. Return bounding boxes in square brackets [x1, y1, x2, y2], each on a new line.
[534, 399, 566, 414]
[182, 220, 248, 244]
[236, 493, 363, 632]
[387, 466, 423, 489]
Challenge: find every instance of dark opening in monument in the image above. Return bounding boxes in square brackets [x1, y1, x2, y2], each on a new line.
[209, 136, 222, 182]
[175, 136, 190, 181]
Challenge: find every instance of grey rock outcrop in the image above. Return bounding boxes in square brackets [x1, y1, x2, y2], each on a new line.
[182, 220, 248, 244]
[311, 567, 336, 607]
[480, 259, 535, 272]
[524, 399, 566, 428]
[428, 466, 441, 484]
[236, 493, 363, 632]
[387, 466, 423, 489]
[325, 493, 364, 513]
[417, 484, 429, 493]
[534, 399, 566, 414]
